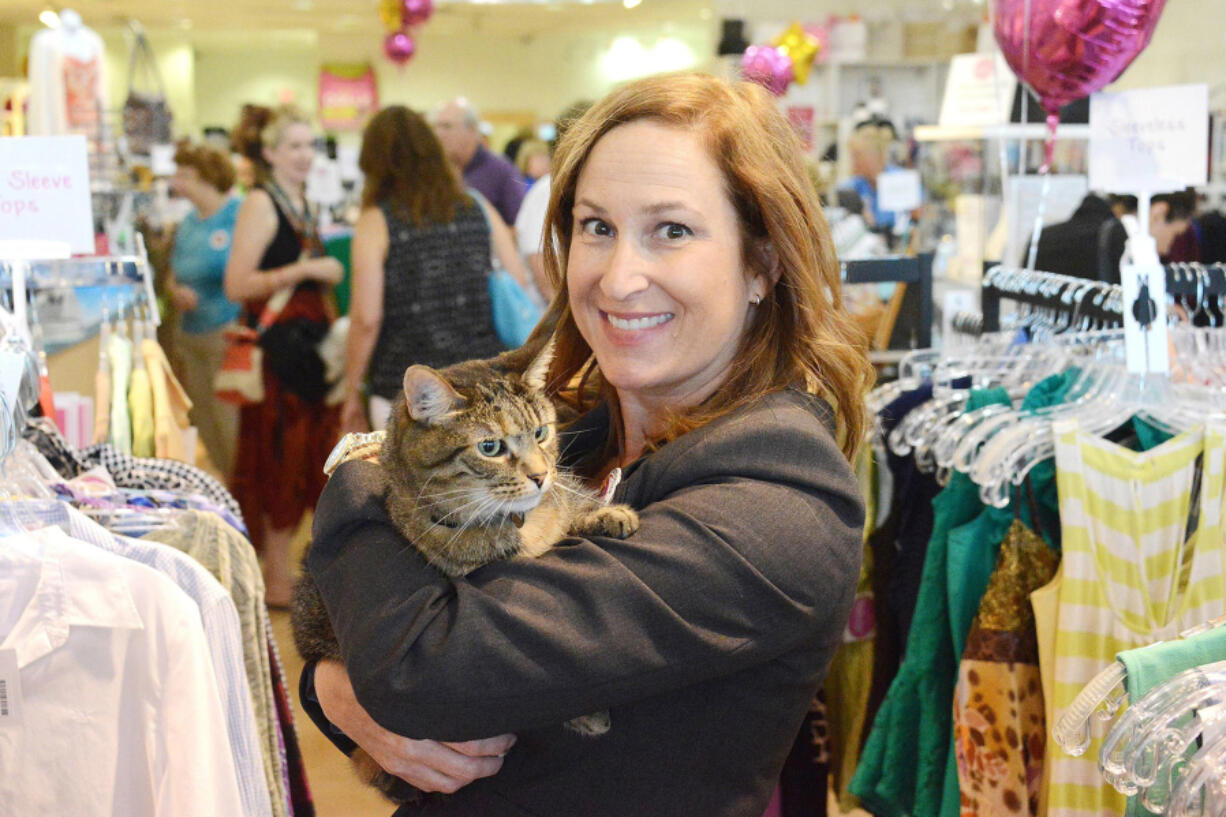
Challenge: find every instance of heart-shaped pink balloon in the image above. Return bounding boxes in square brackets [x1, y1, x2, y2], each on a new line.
[993, 0, 1168, 115]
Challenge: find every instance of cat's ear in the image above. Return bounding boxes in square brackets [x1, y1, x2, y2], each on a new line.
[523, 335, 556, 391]
[403, 365, 466, 423]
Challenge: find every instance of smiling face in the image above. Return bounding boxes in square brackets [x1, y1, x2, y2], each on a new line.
[566, 120, 769, 424]
[263, 122, 316, 188]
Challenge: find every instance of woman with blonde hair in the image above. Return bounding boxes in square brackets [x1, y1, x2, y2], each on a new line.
[226, 105, 343, 605]
[302, 72, 872, 815]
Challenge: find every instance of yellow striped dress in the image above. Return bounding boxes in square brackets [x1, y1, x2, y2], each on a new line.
[1047, 419, 1226, 817]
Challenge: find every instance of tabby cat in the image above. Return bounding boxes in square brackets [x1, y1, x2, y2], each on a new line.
[291, 340, 638, 804]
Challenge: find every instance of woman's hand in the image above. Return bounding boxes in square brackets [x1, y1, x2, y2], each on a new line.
[315, 660, 515, 794]
[170, 283, 200, 313]
[340, 393, 370, 435]
[301, 256, 345, 285]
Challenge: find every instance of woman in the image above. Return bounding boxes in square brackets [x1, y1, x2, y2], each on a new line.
[341, 105, 531, 434]
[167, 141, 242, 479]
[303, 73, 872, 814]
[841, 124, 898, 232]
[225, 105, 343, 606]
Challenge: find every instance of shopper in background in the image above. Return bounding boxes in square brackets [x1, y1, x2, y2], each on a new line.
[303, 72, 870, 816]
[514, 138, 550, 187]
[432, 98, 525, 225]
[841, 123, 899, 232]
[167, 141, 242, 480]
[1027, 189, 1196, 282]
[339, 105, 524, 434]
[226, 105, 343, 607]
[514, 100, 592, 303]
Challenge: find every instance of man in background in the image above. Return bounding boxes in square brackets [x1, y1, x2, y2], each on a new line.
[432, 98, 524, 225]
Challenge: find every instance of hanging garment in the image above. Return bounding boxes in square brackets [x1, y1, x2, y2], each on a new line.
[82, 443, 244, 526]
[268, 628, 316, 817]
[129, 357, 155, 458]
[1047, 419, 1226, 817]
[143, 510, 290, 817]
[142, 338, 195, 462]
[0, 527, 245, 817]
[108, 332, 133, 453]
[953, 518, 1059, 817]
[19, 501, 273, 817]
[92, 360, 111, 445]
[852, 388, 1014, 817]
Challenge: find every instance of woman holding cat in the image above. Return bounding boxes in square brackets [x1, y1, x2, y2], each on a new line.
[303, 72, 871, 815]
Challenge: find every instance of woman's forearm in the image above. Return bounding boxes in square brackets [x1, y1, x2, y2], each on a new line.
[225, 262, 304, 302]
[344, 317, 381, 397]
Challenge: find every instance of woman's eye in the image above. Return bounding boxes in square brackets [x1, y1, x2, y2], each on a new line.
[579, 218, 613, 237]
[534, 425, 549, 442]
[656, 222, 692, 241]
[477, 440, 505, 457]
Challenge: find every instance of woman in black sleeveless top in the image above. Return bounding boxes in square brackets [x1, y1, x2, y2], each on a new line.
[225, 106, 343, 606]
[339, 105, 531, 434]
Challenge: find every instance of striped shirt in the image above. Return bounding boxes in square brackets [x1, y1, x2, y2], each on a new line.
[1048, 419, 1226, 817]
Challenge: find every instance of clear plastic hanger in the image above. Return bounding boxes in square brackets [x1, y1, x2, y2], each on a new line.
[1164, 723, 1226, 817]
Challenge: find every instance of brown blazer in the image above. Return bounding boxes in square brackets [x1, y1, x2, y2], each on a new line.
[303, 388, 864, 816]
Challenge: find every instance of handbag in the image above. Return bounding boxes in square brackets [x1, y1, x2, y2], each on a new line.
[488, 268, 541, 348]
[122, 32, 173, 156]
[214, 287, 294, 406]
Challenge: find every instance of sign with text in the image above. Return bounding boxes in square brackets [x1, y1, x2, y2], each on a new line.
[318, 63, 379, 132]
[939, 53, 1017, 128]
[876, 169, 922, 212]
[1090, 84, 1208, 193]
[0, 135, 94, 254]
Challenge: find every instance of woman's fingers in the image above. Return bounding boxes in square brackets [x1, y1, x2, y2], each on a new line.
[443, 735, 518, 758]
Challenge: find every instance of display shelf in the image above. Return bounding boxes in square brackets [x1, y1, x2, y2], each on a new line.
[914, 123, 1092, 142]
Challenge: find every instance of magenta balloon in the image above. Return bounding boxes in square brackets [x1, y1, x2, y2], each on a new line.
[384, 30, 415, 65]
[402, 0, 434, 26]
[740, 45, 794, 97]
[993, 0, 1168, 114]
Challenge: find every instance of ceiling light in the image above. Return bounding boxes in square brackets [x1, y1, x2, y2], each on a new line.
[177, 18, 193, 29]
[291, 0, 314, 10]
[38, 9, 60, 28]
[623, 0, 642, 8]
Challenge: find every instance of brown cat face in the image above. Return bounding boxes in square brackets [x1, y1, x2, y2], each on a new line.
[388, 342, 562, 526]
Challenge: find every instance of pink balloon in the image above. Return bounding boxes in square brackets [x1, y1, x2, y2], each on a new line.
[384, 30, 415, 66]
[993, 0, 1168, 115]
[740, 45, 794, 97]
[402, 0, 434, 26]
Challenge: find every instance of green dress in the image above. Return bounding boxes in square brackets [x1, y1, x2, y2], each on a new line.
[852, 372, 1077, 817]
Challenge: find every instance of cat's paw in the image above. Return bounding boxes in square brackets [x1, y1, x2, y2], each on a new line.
[572, 505, 639, 539]
[564, 710, 611, 738]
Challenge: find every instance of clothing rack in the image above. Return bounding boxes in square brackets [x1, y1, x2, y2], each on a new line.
[841, 252, 934, 349]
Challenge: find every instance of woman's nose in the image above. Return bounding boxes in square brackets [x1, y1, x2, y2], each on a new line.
[599, 240, 651, 301]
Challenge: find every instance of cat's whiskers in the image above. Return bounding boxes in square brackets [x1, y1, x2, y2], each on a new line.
[418, 492, 492, 538]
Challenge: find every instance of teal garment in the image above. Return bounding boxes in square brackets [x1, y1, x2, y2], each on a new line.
[852, 387, 1012, 817]
[1117, 618, 1226, 816]
[170, 197, 241, 334]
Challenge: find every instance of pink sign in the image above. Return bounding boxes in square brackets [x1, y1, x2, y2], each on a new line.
[786, 105, 815, 152]
[318, 63, 379, 132]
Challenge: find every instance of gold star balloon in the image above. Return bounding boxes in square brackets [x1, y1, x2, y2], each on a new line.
[378, 0, 403, 33]
[771, 22, 821, 85]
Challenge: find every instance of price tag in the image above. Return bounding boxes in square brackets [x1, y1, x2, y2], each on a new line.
[150, 143, 177, 177]
[876, 169, 922, 213]
[1120, 263, 1169, 375]
[0, 648, 23, 725]
[1089, 84, 1209, 192]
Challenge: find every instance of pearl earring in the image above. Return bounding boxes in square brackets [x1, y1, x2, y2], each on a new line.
[750, 294, 762, 306]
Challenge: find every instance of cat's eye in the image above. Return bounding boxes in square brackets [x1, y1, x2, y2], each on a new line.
[477, 439, 505, 457]
[534, 425, 549, 442]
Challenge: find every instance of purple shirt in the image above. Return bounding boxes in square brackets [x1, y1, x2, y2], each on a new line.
[463, 145, 526, 225]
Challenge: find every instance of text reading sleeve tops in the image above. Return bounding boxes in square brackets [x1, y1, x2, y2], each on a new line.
[1046, 419, 1226, 817]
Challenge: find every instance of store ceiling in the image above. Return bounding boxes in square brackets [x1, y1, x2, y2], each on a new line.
[2, 0, 981, 37]
[2, 0, 724, 37]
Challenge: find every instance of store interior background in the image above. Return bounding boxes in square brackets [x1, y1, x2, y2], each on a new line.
[1, 1, 1222, 815]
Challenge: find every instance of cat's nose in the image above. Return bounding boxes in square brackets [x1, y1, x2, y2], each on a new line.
[526, 472, 546, 488]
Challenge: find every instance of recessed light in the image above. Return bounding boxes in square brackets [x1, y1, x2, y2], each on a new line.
[38, 9, 60, 28]
[291, 0, 314, 10]
[623, 0, 642, 8]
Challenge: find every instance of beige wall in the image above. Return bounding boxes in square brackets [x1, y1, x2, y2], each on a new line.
[6, 3, 1224, 143]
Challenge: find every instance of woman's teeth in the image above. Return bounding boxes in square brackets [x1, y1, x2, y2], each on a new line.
[606, 313, 673, 330]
